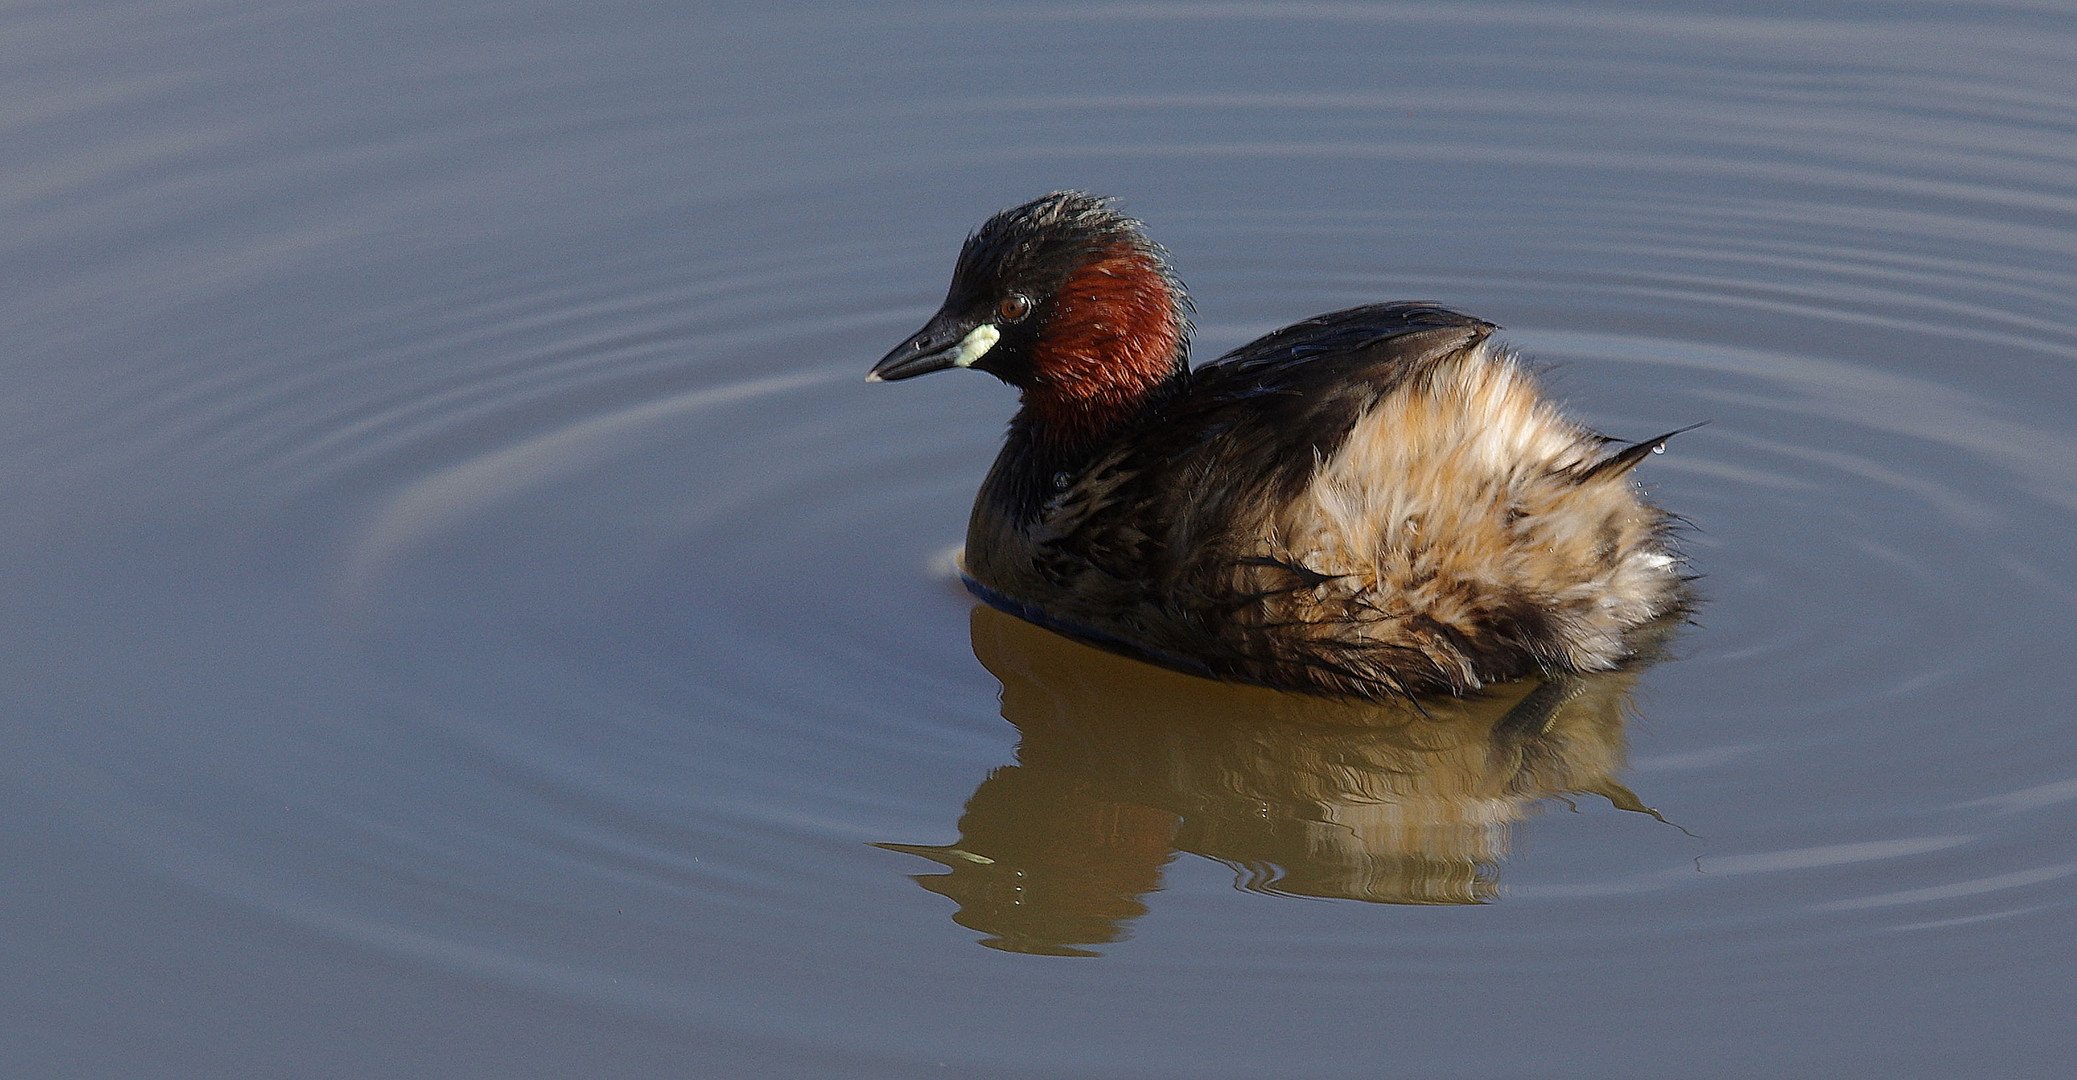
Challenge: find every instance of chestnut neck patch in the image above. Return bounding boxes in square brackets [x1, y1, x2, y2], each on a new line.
[1023, 244, 1187, 450]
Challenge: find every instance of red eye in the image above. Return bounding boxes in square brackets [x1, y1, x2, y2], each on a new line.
[997, 293, 1033, 323]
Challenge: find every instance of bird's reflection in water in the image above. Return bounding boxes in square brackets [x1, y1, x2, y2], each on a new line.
[879, 605, 1677, 956]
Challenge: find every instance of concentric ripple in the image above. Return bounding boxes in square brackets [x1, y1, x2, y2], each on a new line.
[6, 1, 2077, 1077]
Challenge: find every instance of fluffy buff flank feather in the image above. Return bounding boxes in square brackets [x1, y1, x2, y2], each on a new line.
[1242, 341, 1682, 695]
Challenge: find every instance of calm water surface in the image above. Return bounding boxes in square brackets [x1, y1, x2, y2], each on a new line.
[6, 2, 2076, 1077]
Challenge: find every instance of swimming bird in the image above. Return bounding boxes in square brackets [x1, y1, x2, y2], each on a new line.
[870, 191, 1688, 700]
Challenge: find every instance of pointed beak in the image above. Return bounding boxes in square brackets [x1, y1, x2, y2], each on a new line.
[869, 311, 1001, 382]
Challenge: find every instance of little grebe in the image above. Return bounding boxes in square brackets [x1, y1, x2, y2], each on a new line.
[871, 191, 1688, 700]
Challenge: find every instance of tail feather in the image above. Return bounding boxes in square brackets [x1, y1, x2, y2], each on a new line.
[1580, 422, 1705, 481]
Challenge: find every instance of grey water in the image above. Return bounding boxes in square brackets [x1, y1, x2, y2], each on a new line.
[5, 2, 2076, 1077]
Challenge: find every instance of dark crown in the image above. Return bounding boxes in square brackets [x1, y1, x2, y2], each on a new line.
[952, 191, 1175, 303]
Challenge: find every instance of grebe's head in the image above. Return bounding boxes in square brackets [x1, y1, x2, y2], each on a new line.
[871, 192, 1192, 437]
